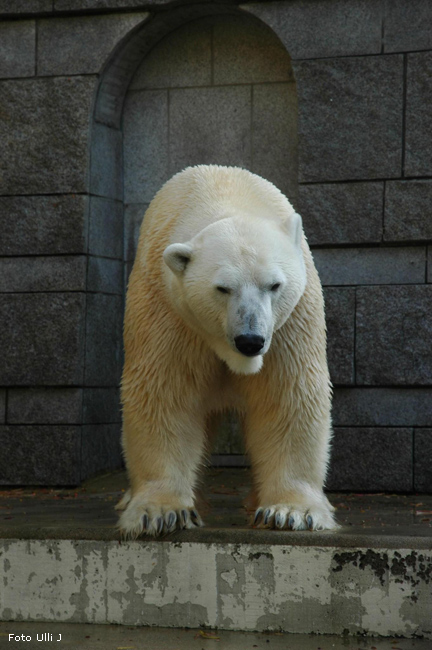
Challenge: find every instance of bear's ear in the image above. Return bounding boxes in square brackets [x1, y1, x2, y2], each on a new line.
[282, 211, 303, 249]
[163, 243, 194, 275]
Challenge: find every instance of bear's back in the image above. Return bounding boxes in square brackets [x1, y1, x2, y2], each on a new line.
[144, 166, 294, 242]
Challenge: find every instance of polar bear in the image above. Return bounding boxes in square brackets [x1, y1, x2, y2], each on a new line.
[117, 165, 337, 537]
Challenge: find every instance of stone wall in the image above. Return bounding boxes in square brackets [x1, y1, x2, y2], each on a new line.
[0, 0, 431, 492]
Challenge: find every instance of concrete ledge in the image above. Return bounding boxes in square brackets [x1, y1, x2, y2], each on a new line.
[1, 538, 431, 637]
[1, 471, 431, 637]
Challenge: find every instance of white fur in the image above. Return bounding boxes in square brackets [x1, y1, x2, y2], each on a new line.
[119, 165, 337, 537]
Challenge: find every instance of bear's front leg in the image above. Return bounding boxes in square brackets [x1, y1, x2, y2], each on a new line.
[243, 394, 338, 532]
[117, 408, 206, 539]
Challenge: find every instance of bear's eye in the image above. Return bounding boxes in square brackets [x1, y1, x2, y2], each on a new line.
[271, 283, 281, 292]
[216, 286, 230, 294]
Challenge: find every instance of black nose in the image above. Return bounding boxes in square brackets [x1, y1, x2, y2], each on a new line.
[234, 334, 265, 356]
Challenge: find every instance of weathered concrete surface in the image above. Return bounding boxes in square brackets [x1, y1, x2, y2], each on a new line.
[0, 470, 431, 637]
[1, 622, 431, 650]
[0, 539, 430, 637]
[1, 468, 432, 546]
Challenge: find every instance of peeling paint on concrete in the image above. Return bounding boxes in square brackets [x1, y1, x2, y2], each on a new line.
[332, 549, 389, 586]
[0, 539, 430, 639]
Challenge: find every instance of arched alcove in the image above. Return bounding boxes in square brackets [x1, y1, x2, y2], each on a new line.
[85, 6, 297, 475]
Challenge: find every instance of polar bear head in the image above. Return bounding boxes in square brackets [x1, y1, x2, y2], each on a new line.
[163, 213, 306, 375]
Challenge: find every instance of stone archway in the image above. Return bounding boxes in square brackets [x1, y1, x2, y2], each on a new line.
[85, 6, 297, 474]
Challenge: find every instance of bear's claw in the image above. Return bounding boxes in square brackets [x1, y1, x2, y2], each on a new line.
[118, 502, 204, 539]
[275, 512, 285, 529]
[253, 503, 338, 531]
[254, 508, 263, 525]
[166, 511, 177, 529]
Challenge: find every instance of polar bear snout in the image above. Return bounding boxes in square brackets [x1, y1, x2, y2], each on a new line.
[234, 334, 265, 357]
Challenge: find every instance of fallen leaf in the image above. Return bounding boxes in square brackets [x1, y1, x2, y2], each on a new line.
[194, 630, 220, 640]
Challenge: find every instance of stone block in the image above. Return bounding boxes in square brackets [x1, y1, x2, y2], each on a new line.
[88, 197, 123, 259]
[90, 123, 123, 201]
[0, 294, 85, 386]
[38, 13, 148, 76]
[0, 391, 5, 423]
[414, 429, 432, 492]
[125, 261, 133, 287]
[81, 423, 123, 481]
[384, 0, 432, 53]
[83, 388, 121, 424]
[385, 181, 432, 242]
[211, 412, 244, 455]
[356, 286, 432, 385]
[0, 425, 81, 485]
[299, 182, 383, 245]
[405, 52, 432, 177]
[294, 56, 403, 182]
[7, 388, 82, 424]
[0, 256, 86, 292]
[123, 90, 169, 204]
[244, 0, 383, 59]
[124, 203, 147, 263]
[429, 247, 432, 283]
[0, 77, 96, 195]
[0, 1, 52, 14]
[130, 18, 211, 89]
[85, 294, 123, 387]
[169, 86, 251, 176]
[327, 427, 413, 492]
[213, 13, 293, 84]
[251, 82, 298, 203]
[0, 195, 88, 256]
[54, 0, 144, 10]
[333, 388, 432, 426]
[211, 454, 249, 467]
[0, 20, 35, 78]
[87, 257, 123, 294]
[323, 288, 355, 386]
[313, 247, 426, 286]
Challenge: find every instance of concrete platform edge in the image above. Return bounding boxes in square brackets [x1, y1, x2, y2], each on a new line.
[1, 538, 431, 639]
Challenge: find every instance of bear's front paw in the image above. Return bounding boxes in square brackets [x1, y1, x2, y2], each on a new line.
[253, 502, 338, 531]
[118, 495, 204, 539]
